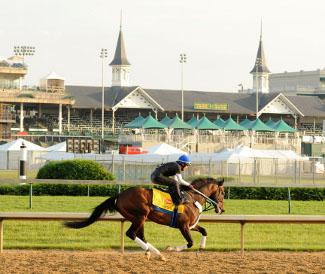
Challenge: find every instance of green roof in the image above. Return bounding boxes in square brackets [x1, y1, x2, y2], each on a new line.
[160, 116, 172, 126]
[265, 120, 277, 128]
[168, 116, 194, 129]
[240, 118, 252, 128]
[140, 115, 167, 129]
[187, 117, 198, 127]
[195, 117, 221, 130]
[214, 118, 225, 127]
[222, 118, 247, 131]
[273, 120, 298, 133]
[247, 119, 275, 132]
[122, 115, 145, 128]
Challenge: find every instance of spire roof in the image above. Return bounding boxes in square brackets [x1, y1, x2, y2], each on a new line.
[109, 22, 131, 66]
[250, 26, 270, 74]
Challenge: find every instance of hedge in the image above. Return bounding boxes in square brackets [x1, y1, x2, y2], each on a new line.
[0, 184, 324, 201]
[36, 159, 115, 181]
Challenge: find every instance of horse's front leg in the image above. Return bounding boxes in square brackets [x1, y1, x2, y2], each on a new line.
[191, 225, 207, 256]
[165, 225, 193, 252]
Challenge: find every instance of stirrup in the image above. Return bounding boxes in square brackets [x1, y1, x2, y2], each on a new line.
[181, 196, 190, 204]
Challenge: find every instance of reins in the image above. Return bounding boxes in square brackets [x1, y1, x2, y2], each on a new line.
[192, 188, 219, 207]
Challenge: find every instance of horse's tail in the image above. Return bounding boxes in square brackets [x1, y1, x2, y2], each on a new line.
[64, 196, 118, 229]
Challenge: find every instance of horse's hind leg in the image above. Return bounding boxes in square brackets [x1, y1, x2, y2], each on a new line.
[191, 225, 207, 256]
[166, 225, 193, 252]
[127, 220, 166, 261]
[136, 224, 165, 261]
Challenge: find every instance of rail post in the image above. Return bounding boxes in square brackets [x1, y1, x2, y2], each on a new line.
[0, 219, 3, 253]
[240, 221, 245, 255]
[294, 160, 297, 184]
[312, 156, 315, 184]
[122, 157, 126, 181]
[253, 158, 256, 184]
[288, 187, 291, 214]
[29, 183, 33, 209]
[121, 221, 125, 254]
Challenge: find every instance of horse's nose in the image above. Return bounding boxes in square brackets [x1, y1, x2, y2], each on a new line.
[221, 209, 225, 213]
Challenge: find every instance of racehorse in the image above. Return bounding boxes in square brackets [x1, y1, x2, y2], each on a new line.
[64, 177, 225, 261]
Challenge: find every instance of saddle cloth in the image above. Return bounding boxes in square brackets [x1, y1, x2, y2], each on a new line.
[152, 188, 184, 214]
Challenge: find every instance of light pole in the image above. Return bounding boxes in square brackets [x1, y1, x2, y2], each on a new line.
[255, 57, 261, 118]
[13, 46, 36, 90]
[13, 46, 36, 66]
[180, 53, 187, 121]
[100, 48, 108, 141]
[238, 83, 243, 93]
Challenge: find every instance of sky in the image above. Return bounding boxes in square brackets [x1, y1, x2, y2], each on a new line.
[1, 0, 325, 92]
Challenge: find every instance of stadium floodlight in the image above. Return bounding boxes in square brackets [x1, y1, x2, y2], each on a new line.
[13, 45, 36, 65]
[180, 53, 187, 121]
[100, 48, 108, 142]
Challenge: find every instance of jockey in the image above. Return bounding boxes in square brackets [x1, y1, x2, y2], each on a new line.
[151, 155, 194, 205]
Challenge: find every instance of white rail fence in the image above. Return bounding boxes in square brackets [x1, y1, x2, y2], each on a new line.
[0, 212, 324, 255]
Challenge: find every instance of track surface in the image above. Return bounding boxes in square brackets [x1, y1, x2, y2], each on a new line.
[1, 250, 325, 273]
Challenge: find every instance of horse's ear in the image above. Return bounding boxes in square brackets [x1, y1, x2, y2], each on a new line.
[217, 178, 224, 186]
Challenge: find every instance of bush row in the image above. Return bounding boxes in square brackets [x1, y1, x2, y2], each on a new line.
[36, 160, 115, 181]
[0, 184, 324, 201]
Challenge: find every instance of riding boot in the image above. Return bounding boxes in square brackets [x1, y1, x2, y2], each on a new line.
[174, 184, 190, 205]
[169, 187, 182, 205]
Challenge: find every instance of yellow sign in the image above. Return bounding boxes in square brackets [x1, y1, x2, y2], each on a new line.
[194, 103, 229, 110]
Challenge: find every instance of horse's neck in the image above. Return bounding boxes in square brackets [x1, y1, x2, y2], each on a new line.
[194, 184, 216, 205]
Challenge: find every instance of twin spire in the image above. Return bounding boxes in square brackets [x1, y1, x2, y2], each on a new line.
[250, 21, 270, 74]
[109, 11, 131, 67]
[110, 12, 131, 86]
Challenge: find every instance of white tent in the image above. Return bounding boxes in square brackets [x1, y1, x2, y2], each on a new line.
[146, 143, 188, 155]
[48, 141, 66, 152]
[0, 139, 48, 170]
[37, 151, 75, 161]
[40, 71, 65, 91]
[229, 146, 272, 158]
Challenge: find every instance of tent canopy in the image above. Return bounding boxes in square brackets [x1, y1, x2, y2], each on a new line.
[123, 115, 145, 128]
[45, 71, 65, 80]
[214, 118, 225, 127]
[225, 146, 273, 158]
[273, 120, 299, 133]
[0, 138, 48, 151]
[168, 116, 194, 129]
[247, 119, 275, 132]
[48, 141, 66, 152]
[138, 115, 167, 129]
[195, 117, 221, 130]
[187, 117, 198, 127]
[265, 120, 277, 128]
[240, 118, 252, 128]
[222, 118, 247, 131]
[160, 116, 172, 126]
[145, 143, 188, 155]
[7, 56, 24, 61]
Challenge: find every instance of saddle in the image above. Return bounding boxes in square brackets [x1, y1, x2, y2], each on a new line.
[153, 186, 190, 205]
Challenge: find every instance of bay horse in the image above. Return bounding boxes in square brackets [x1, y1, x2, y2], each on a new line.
[65, 177, 225, 261]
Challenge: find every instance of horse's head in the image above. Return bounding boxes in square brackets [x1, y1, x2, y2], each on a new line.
[210, 179, 225, 214]
[191, 177, 226, 215]
[209, 178, 225, 214]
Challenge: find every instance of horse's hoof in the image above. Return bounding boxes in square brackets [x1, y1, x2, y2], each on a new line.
[196, 250, 199, 257]
[145, 250, 151, 260]
[164, 246, 171, 252]
[160, 255, 166, 262]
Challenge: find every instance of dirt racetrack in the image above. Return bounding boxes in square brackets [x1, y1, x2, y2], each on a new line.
[1, 250, 325, 273]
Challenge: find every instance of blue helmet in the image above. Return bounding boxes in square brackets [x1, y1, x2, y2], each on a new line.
[177, 155, 191, 166]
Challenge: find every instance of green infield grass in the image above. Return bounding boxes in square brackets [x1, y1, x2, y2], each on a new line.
[0, 195, 324, 251]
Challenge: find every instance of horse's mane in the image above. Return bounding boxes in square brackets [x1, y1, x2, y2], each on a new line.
[191, 177, 218, 189]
